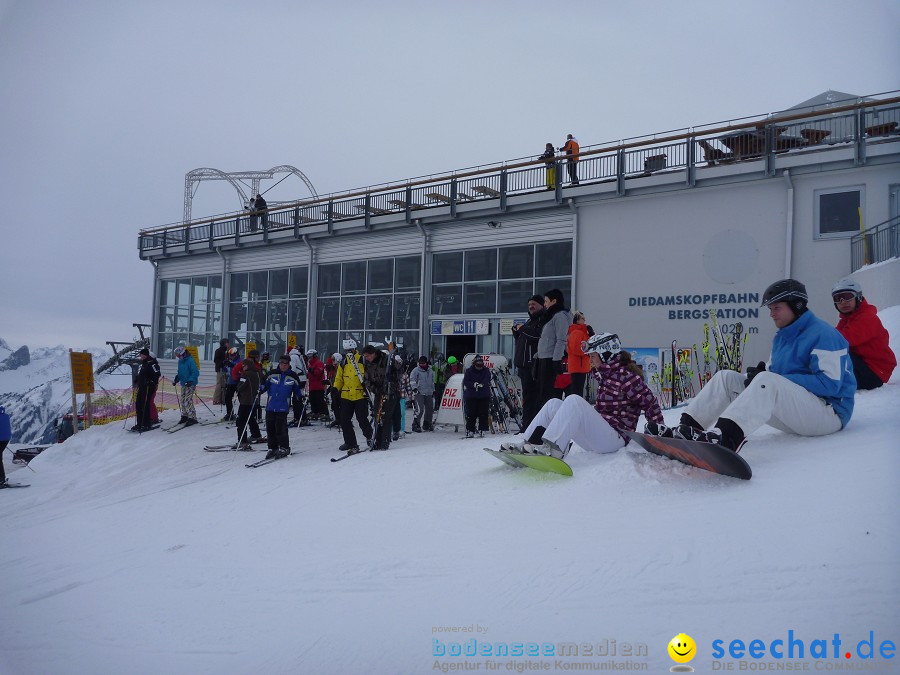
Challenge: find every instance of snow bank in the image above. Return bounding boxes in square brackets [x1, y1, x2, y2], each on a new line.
[1, 311, 898, 674]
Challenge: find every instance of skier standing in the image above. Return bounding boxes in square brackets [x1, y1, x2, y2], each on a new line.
[512, 294, 545, 429]
[212, 338, 229, 404]
[0, 405, 10, 486]
[535, 288, 572, 408]
[462, 355, 491, 438]
[363, 344, 400, 450]
[132, 348, 161, 431]
[409, 355, 435, 432]
[172, 347, 199, 426]
[503, 332, 663, 458]
[647, 279, 856, 450]
[305, 349, 328, 419]
[288, 345, 308, 426]
[234, 359, 264, 448]
[334, 339, 372, 454]
[831, 277, 895, 390]
[260, 356, 302, 459]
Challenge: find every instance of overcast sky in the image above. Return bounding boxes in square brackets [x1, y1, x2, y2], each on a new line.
[1, 0, 898, 350]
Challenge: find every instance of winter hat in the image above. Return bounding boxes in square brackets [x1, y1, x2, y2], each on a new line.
[528, 294, 544, 306]
[418, 356, 429, 365]
[473, 355, 485, 367]
[138, 348, 150, 356]
[447, 356, 458, 365]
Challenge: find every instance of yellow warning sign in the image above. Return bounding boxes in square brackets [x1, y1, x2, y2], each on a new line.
[287, 334, 297, 349]
[70, 351, 95, 394]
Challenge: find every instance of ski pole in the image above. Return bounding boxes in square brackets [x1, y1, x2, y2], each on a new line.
[193, 388, 216, 416]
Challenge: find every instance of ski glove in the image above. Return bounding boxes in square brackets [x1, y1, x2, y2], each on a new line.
[553, 360, 564, 375]
[173, 376, 180, 385]
[744, 361, 766, 387]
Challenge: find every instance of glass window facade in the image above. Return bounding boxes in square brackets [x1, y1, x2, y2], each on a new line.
[228, 266, 308, 357]
[315, 255, 421, 359]
[432, 242, 573, 316]
[157, 275, 222, 359]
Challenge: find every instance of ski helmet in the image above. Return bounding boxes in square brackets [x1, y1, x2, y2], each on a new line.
[306, 348, 318, 356]
[342, 338, 357, 351]
[831, 277, 862, 300]
[174, 346, 185, 358]
[761, 279, 808, 314]
[582, 332, 621, 363]
[332, 352, 343, 363]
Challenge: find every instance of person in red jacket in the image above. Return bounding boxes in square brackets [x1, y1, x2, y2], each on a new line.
[832, 278, 895, 390]
[566, 310, 590, 397]
[306, 349, 328, 419]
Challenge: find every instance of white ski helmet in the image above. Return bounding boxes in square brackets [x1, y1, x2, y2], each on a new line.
[332, 352, 343, 363]
[582, 332, 621, 362]
[342, 338, 357, 351]
[831, 277, 862, 300]
[306, 348, 318, 357]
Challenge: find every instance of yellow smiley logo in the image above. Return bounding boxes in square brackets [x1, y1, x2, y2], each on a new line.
[668, 633, 696, 663]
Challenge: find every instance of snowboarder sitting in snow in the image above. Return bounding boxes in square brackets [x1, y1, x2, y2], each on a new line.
[172, 347, 199, 427]
[502, 332, 664, 459]
[462, 355, 492, 438]
[259, 356, 303, 459]
[646, 279, 856, 451]
[831, 277, 895, 390]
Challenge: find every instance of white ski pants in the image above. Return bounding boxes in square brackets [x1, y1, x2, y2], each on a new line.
[685, 370, 842, 438]
[524, 395, 625, 454]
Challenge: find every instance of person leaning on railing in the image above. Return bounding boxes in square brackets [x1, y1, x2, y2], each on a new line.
[539, 143, 556, 191]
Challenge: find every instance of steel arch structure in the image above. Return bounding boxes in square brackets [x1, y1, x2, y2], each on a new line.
[183, 165, 318, 223]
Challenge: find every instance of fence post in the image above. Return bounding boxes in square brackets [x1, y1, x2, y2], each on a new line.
[616, 150, 625, 196]
[686, 136, 696, 187]
[499, 170, 508, 212]
[450, 178, 458, 218]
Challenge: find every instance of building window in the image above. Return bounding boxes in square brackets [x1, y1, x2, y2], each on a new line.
[228, 266, 308, 356]
[815, 186, 865, 239]
[431, 242, 573, 316]
[315, 255, 422, 358]
[156, 275, 222, 359]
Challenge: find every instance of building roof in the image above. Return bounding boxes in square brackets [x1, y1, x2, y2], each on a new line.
[783, 89, 874, 114]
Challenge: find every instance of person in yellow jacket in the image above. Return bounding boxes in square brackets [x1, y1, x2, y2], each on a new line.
[333, 338, 373, 453]
[559, 134, 580, 185]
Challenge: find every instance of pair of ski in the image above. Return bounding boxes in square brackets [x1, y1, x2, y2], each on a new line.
[128, 423, 161, 433]
[245, 451, 292, 469]
[163, 420, 217, 433]
[203, 438, 268, 452]
[0, 482, 30, 489]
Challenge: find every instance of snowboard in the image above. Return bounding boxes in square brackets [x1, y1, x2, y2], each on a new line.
[483, 448, 573, 477]
[625, 430, 752, 480]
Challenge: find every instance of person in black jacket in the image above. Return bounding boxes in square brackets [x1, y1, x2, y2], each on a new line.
[212, 338, 229, 404]
[462, 355, 491, 438]
[252, 193, 268, 231]
[511, 294, 544, 429]
[363, 345, 401, 450]
[133, 348, 161, 431]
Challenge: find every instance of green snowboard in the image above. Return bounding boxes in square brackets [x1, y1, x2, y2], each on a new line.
[483, 448, 573, 477]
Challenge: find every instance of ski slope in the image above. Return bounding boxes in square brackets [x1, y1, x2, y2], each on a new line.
[1, 309, 898, 674]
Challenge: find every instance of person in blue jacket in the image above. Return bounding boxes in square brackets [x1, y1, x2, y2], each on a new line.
[259, 355, 303, 459]
[172, 347, 200, 426]
[0, 405, 11, 485]
[462, 355, 492, 438]
[647, 279, 856, 451]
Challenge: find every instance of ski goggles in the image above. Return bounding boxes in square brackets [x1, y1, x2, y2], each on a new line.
[832, 292, 857, 303]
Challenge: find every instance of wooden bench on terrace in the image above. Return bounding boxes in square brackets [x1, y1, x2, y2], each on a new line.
[388, 199, 425, 210]
[642, 153, 667, 173]
[353, 205, 392, 216]
[865, 122, 899, 137]
[472, 185, 501, 198]
[800, 129, 831, 145]
[698, 139, 734, 165]
[425, 192, 452, 204]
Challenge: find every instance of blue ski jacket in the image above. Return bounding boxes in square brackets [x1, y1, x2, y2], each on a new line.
[0, 405, 10, 442]
[174, 354, 199, 387]
[769, 309, 856, 427]
[261, 370, 303, 413]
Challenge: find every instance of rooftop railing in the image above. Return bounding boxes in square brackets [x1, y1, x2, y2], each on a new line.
[139, 92, 900, 258]
[851, 215, 900, 272]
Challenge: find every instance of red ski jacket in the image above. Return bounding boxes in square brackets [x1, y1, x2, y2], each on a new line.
[836, 298, 896, 383]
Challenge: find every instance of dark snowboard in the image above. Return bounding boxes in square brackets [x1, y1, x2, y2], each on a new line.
[625, 430, 751, 480]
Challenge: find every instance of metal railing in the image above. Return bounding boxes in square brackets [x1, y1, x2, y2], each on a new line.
[851, 215, 900, 271]
[138, 92, 900, 258]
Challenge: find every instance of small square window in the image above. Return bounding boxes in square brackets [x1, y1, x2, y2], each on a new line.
[815, 187, 864, 239]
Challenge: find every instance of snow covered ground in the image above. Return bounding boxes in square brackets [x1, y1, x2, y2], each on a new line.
[1, 310, 898, 675]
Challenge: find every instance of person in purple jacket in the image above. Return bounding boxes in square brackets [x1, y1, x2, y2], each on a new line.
[501, 332, 664, 459]
[462, 355, 492, 438]
[0, 405, 11, 486]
